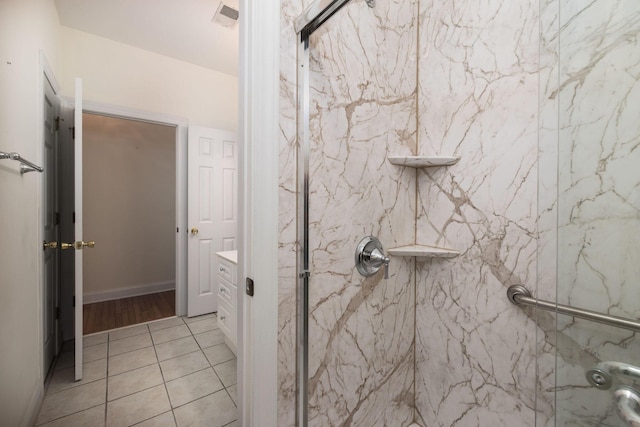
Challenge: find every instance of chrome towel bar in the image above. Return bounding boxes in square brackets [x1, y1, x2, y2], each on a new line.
[507, 285, 640, 333]
[0, 151, 43, 174]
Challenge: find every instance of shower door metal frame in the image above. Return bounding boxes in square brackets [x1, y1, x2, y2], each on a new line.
[294, 1, 354, 425]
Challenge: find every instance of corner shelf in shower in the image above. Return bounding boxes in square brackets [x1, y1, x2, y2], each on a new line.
[388, 244, 460, 258]
[387, 156, 460, 168]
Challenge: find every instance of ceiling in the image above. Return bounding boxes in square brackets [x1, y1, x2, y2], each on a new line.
[54, 0, 239, 76]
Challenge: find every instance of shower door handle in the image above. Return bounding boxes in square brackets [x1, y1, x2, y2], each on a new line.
[615, 387, 640, 427]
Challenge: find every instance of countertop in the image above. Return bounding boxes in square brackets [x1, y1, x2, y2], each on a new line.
[216, 250, 237, 264]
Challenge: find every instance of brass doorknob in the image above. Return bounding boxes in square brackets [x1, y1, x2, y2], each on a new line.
[61, 242, 74, 250]
[191, 227, 199, 235]
[42, 241, 58, 250]
[81, 241, 96, 248]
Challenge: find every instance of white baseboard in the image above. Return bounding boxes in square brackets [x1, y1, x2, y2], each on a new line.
[83, 281, 175, 304]
[21, 382, 43, 427]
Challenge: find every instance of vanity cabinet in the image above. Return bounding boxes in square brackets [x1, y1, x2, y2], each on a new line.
[216, 250, 237, 354]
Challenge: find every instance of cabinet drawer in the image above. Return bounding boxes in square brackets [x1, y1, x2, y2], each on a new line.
[217, 276, 235, 306]
[218, 299, 236, 343]
[217, 258, 236, 284]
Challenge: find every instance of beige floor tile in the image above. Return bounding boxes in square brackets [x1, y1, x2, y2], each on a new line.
[166, 368, 223, 408]
[186, 318, 218, 335]
[173, 390, 236, 427]
[108, 363, 164, 401]
[151, 324, 191, 345]
[133, 411, 176, 426]
[155, 336, 200, 362]
[193, 329, 224, 349]
[202, 344, 235, 367]
[135, 411, 176, 427]
[36, 379, 106, 424]
[84, 343, 108, 363]
[47, 358, 107, 394]
[226, 385, 237, 406]
[109, 324, 149, 341]
[108, 346, 157, 376]
[183, 314, 216, 324]
[109, 332, 153, 356]
[37, 404, 105, 427]
[84, 332, 108, 347]
[148, 317, 184, 331]
[106, 384, 170, 427]
[213, 359, 237, 387]
[160, 351, 209, 382]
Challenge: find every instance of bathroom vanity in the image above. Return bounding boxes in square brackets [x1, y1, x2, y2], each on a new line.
[215, 250, 237, 355]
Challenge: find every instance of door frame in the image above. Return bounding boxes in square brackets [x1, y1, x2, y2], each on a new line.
[38, 51, 62, 383]
[58, 98, 189, 318]
[239, 0, 280, 425]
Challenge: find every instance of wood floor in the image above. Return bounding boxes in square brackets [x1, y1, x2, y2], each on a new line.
[83, 290, 175, 335]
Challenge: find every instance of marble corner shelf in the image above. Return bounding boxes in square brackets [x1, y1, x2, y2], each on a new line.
[388, 244, 460, 258]
[387, 156, 460, 167]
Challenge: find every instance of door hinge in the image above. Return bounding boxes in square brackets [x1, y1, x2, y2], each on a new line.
[246, 277, 254, 297]
[72, 296, 75, 307]
[55, 306, 60, 319]
[54, 116, 60, 131]
[71, 126, 75, 140]
[177, 227, 179, 233]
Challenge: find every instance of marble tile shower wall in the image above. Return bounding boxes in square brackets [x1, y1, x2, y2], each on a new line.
[414, 0, 543, 426]
[278, 1, 418, 426]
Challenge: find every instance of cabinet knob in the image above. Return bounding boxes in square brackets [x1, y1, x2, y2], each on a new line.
[220, 315, 226, 321]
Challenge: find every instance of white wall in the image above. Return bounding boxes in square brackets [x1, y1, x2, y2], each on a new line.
[58, 26, 238, 130]
[0, 0, 60, 425]
[83, 114, 176, 298]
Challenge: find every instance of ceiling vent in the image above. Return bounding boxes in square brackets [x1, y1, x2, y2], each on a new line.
[212, 2, 239, 28]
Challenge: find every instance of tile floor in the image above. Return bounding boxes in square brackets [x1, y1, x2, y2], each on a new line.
[36, 314, 238, 427]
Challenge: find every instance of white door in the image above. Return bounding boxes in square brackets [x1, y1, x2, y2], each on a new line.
[187, 127, 237, 317]
[73, 78, 84, 381]
[43, 74, 60, 375]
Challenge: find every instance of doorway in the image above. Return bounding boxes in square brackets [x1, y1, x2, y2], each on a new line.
[57, 103, 189, 344]
[81, 113, 177, 334]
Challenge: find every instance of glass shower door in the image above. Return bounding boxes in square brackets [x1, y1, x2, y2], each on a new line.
[553, 1, 640, 425]
[297, 1, 418, 425]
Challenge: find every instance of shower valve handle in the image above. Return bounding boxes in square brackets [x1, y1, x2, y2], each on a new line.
[355, 236, 390, 279]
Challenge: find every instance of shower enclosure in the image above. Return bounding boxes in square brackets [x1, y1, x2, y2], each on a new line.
[283, 0, 640, 426]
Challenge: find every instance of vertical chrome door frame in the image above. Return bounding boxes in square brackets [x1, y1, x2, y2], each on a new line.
[294, 1, 353, 426]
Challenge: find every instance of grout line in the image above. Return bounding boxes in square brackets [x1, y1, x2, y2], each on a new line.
[34, 402, 106, 426]
[150, 323, 177, 424]
[104, 328, 111, 424]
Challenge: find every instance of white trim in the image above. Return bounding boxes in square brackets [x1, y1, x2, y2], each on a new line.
[61, 98, 189, 317]
[83, 281, 176, 304]
[239, 1, 280, 426]
[36, 51, 60, 420]
[20, 382, 43, 427]
[39, 51, 61, 95]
